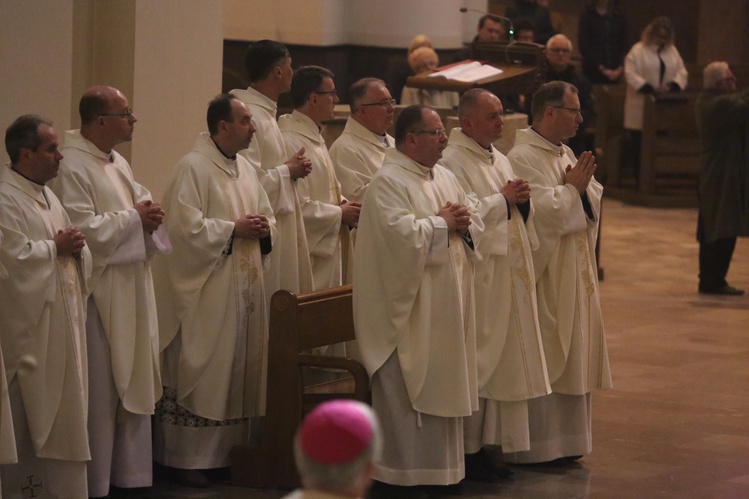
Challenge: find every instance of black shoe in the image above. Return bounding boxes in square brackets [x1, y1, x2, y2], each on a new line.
[171, 468, 211, 488]
[422, 483, 464, 496]
[544, 455, 584, 466]
[464, 452, 504, 482]
[369, 480, 428, 499]
[108, 486, 155, 498]
[467, 449, 514, 480]
[699, 284, 745, 296]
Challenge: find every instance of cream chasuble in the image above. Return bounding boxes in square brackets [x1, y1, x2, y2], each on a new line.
[0, 243, 14, 465]
[50, 130, 169, 415]
[442, 129, 550, 402]
[354, 148, 483, 418]
[508, 128, 612, 395]
[279, 111, 353, 289]
[329, 117, 393, 203]
[0, 166, 91, 461]
[231, 87, 313, 303]
[154, 133, 276, 420]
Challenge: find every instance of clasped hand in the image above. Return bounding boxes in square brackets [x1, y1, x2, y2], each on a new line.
[501, 178, 531, 205]
[234, 214, 271, 239]
[135, 199, 165, 232]
[564, 151, 597, 193]
[438, 202, 471, 235]
[287, 147, 313, 180]
[54, 226, 86, 257]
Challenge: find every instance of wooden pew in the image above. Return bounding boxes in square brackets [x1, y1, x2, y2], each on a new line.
[639, 93, 700, 195]
[230, 285, 370, 489]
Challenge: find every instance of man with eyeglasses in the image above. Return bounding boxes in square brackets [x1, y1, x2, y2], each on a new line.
[504, 81, 611, 465]
[695, 61, 749, 296]
[441, 89, 550, 481]
[50, 85, 171, 497]
[329, 78, 395, 204]
[279, 66, 359, 292]
[354, 105, 483, 497]
[528, 34, 594, 155]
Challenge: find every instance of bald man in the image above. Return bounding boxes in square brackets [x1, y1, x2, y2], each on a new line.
[50, 85, 171, 497]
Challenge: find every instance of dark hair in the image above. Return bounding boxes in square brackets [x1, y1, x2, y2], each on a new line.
[531, 81, 577, 122]
[244, 40, 291, 83]
[478, 14, 503, 29]
[513, 17, 535, 37]
[5, 114, 52, 164]
[206, 94, 238, 135]
[79, 92, 110, 125]
[290, 65, 335, 109]
[394, 105, 426, 146]
[348, 78, 386, 114]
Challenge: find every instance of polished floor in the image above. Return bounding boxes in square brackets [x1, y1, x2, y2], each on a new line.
[149, 197, 749, 498]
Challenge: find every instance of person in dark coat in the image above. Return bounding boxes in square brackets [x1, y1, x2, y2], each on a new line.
[577, 0, 628, 84]
[695, 61, 749, 295]
[505, 0, 556, 45]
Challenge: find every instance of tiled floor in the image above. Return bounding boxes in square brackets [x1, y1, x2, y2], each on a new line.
[148, 198, 749, 498]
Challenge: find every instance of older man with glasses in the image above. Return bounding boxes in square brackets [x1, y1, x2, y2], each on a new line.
[330, 78, 396, 204]
[354, 105, 483, 498]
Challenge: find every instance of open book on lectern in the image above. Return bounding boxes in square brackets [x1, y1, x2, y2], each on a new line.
[428, 60, 504, 83]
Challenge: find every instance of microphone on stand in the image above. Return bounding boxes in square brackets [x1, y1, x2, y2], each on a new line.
[459, 7, 515, 37]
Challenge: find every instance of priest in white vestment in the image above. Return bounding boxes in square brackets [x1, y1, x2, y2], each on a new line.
[231, 40, 314, 307]
[49, 87, 171, 497]
[354, 106, 484, 494]
[152, 95, 276, 487]
[279, 66, 359, 290]
[0, 233, 15, 477]
[0, 115, 92, 498]
[329, 78, 395, 204]
[505, 81, 612, 464]
[440, 90, 551, 479]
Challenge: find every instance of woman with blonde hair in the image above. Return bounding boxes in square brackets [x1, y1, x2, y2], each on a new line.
[400, 47, 460, 108]
[622, 16, 688, 179]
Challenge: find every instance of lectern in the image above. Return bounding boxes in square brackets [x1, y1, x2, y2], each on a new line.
[406, 41, 545, 96]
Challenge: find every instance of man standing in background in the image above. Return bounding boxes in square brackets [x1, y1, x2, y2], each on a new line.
[695, 61, 749, 296]
[231, 40, 315, 306]
[330, 77, 395, 205]
[279, 65, 359, 289]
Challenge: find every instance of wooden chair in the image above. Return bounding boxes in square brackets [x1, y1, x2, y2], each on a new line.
[639, 93, 701, 195]
[230, 285, 370, 489]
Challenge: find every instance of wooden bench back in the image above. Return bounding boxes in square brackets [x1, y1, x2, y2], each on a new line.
[231, 285, 369, 489]
[640, 93, 700, 194]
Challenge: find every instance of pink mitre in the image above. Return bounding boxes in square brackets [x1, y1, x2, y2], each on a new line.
[299, 400, 374, 465]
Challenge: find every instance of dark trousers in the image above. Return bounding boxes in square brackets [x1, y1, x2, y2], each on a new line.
[697, 213, 737, 291]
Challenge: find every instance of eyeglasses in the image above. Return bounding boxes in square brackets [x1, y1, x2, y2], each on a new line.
[410, 129, 447, 138]
[314, 90, 338, 96]
[360, 99, 396, 108]
[99, 109, 134, 119]
[553, 106, 582, 115]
